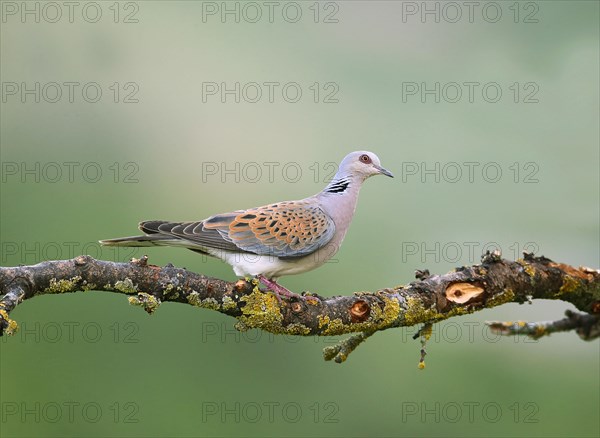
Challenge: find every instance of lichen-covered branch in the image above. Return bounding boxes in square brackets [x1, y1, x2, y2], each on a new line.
[487, 309, 600, 341]
[1, 252, 599, 362]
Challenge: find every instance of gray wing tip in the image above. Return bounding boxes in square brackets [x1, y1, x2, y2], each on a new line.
[99, 237, 134, 246]
[139, 220, 170, 234]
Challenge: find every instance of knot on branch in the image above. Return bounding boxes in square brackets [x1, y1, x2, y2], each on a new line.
[445, 283, 485, 304]
[350, 300, 370, 322]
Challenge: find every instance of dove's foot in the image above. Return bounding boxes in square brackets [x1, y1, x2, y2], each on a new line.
[257, 275, 302, 300]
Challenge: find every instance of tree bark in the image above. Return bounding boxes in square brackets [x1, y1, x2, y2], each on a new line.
[1, 252, 599, 363]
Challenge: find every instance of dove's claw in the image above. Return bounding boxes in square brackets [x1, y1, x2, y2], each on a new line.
[257, 275, 302, 301]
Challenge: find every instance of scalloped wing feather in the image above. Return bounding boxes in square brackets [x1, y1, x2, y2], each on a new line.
[202, 201, 335, 257]
[206, 201, 336, 257]
[139, 201, 335, 258]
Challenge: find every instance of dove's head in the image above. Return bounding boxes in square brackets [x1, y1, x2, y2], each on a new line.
[338, 151, 394, 181]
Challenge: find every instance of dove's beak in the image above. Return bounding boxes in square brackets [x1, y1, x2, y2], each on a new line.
[375, 165, 394, 178]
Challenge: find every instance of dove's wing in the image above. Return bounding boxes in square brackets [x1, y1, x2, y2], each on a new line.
[139, 200, 336, 258]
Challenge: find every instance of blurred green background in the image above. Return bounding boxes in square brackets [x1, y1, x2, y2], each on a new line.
[1, 1, 598, 437]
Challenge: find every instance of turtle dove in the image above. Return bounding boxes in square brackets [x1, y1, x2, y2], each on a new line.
[100, 151, 393, 298]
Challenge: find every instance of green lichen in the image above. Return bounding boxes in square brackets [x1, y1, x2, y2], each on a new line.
[318, 314, 329, 329]
[305, 295, 321, 306]
[336, 352, 348, 362]
[403, 296, 440, 326]
[403, 296, 472, 327]
[445, 306, 471, 318]
[0, 309, 18, 335]
[376, 296, 401, 327]
[558, 275, 580, 296]
[114, 278, 138, 294]
[201, 297, 220, 310]
[163, 284, 176, 296]
[237, 287, 284, 333]
[517, 259, 536, 279]
[317, 315, 345, 335]
[162, 284, 182, 300]
[348, 296, 401, 333]
[487, 288, 516, 307]
[44, 276, 82, 294]
[283, 323, 312, 335]
[80, 281, 97, 291]
[533, 325, 548, 338]
[44, 275, 81, 294]
[186, 292, 222, 310]
[221, 296, 238, 312]
[128, 292, 160, 314]
[234, 321, 250, 332]
[316, 296, 401, 335]
[187, 291, 202, 307]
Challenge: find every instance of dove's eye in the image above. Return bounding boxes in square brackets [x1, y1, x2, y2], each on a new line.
[359, 154, 371, 164]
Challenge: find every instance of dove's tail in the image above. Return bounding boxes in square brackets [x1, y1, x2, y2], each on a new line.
[100, 220, 219, 256]
[100, 220, 176, 247]
[99, 234, 174, 247]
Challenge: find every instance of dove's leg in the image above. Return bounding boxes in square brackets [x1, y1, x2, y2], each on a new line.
[257, 275, 302, 299]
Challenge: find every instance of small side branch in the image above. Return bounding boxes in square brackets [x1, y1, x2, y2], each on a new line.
[323, 331, 375, 363]
[487, 310, 600, 341]
[1, 252, 599, 362]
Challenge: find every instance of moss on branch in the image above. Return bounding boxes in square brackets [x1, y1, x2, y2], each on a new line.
[1, 252, 599, 362]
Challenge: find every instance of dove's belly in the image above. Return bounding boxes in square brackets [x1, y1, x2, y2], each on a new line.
[208, 245, 339, 278]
